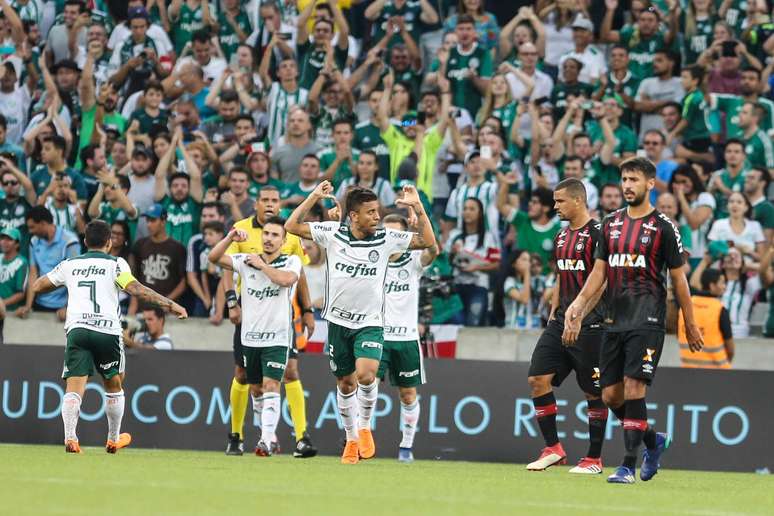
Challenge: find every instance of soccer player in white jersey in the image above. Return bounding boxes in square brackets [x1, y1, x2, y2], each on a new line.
[285, 181, 435, 464]
[32, 220, 188, 454]
[380, 214, 438, 463]
[208, 216, 302, 456]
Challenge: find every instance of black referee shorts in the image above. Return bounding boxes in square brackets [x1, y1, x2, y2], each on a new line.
[528, 319, 603, 396]
[599, 329, 665, 388]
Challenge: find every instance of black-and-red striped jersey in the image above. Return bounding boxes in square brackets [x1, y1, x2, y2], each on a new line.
[594, 208, 685, 331]
[553, 219, 604, 327]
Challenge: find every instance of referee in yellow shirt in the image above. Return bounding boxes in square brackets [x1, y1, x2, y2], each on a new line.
[224, 185, 318, 458]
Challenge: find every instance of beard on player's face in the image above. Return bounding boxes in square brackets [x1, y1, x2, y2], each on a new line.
[625, 190, 647, 207]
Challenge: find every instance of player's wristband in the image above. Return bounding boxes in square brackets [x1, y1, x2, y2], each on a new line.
[225, 289, 237, 306]
[302, 307, 314, 315]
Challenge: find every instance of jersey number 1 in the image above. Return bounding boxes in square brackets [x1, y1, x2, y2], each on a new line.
[78, 280, 101, 313]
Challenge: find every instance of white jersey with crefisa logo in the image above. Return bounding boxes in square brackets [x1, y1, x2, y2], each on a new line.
[384, 251, 424, 341]
[309, 222, 413, 330]
[232, 253, 301, 348]
[47, 251, 134, 336]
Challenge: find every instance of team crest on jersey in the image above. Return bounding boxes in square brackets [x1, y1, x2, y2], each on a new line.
[575, 242, 584, 251]
[368, 250, 379, 263]
[641, 236, 650, 244]
[398, 269, 409, 280]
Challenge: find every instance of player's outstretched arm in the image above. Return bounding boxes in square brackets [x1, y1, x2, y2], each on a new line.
[208, 228, 247, 271]
[396, 185, 435, 250]
[285, 181, 335, 240]
[670, 267, 704, 352]
[123, 281, 188, 319]
[32, 276, 57, 295]
[563, 259, 607, 345]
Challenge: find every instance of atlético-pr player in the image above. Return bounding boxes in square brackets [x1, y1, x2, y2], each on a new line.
[526, 178, 609, 475]
[564, 158, 703, 485]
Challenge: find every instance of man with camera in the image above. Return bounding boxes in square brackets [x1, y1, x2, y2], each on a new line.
[124, 307, 174, 350]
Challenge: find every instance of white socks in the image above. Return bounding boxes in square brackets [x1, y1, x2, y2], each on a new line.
[400, 400, 420, 449]
[337, 387, 359, 441]
[62, 392, 81, 442]
[251, 394, 264, 424]
[357, 381, 378, 430]
[260, 393, 280, 445]
[105, 390, 125, 442]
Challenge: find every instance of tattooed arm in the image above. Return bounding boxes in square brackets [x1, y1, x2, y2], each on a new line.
[124, 281, 188, 319]
[396, 185, 435, 251]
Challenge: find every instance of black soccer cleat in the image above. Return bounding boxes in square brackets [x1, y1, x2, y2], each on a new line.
[293, 431, 318, 458]
[226, 432, 244, 456]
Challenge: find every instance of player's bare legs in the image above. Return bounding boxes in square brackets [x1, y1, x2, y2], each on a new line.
[526, 374, 566, 470]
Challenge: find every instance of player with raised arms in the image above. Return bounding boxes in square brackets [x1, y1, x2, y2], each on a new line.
[208, 217, 302, 456]
[32, 220, 188, 454]
[563, 157, 703, 484]
[285, 181, 435, 464]
[525, 178, 609, 474]
[380, 213, 439, 463]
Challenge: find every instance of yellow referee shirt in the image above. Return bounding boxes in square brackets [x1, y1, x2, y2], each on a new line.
[226, 215, 310, 265]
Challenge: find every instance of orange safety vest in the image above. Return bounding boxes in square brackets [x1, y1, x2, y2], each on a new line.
[293, 295, 307, 351]
[678, 295, 730, 369]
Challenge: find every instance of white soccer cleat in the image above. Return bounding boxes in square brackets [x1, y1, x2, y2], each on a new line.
[568, 457, 603, 474]
[526, 443, 567, 471]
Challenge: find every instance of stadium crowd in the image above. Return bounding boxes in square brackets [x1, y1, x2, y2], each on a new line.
[0, 0, 772, 347]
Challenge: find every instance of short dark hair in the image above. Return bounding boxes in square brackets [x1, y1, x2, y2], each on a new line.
[202, 201, 225, 217]
[80, 143, 100, 165]
[748, 168, 771, 192]
[219, 90, 240, 104]
[258, 185, 280, 197]
[332, 118, 353, 131]
[682, 64, 705, 83]
[661, 101, 681, 113]
[725, 138, 745, 151]
[700, 268, 724, 291]
[235, 114, 254, 126]
[263, 216, 286, 234]
[301, 153, 320, 163]
[644, 129, 666, 144]
[0, 114, 7, 130]
[345, 186, 378, 216]
[117, 175, 131, 191]
[144, 80, 164, 94]
[64, 0, 85, 12]
[456, 13, 475, 26]
[228, 166, 249, 179]
[611, 44, 629, 54]
[742, 66, 762, 79]
[359, 149, 378, 163]
[572, 132, 591, 145]
[84, 219, 111, 249]
[382, 213, 408, 230]
[27, 205, 54, 224]
[144, 307, 166, 320]
[43, 135, 67, 153]
[191, 29, 211, 45]
[620, 157, 656, 179]
[555, 177, 587, 202]
[169, 172, 190, 185]
[600, 183, 623, 196]
[563, 155, 584, 168]
[202, 220, 225, 234]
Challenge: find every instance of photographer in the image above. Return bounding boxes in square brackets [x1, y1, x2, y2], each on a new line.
[123, 307, 174, 350]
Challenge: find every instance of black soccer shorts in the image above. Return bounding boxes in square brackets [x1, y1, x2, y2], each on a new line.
[528, 319, 603, 396]
[599, 329, 665, 388]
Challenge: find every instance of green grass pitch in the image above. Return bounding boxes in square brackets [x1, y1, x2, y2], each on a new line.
[1, 444, 771, 515]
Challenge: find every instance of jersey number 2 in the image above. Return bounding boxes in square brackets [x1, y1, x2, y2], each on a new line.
[78, 280, 101, 313]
